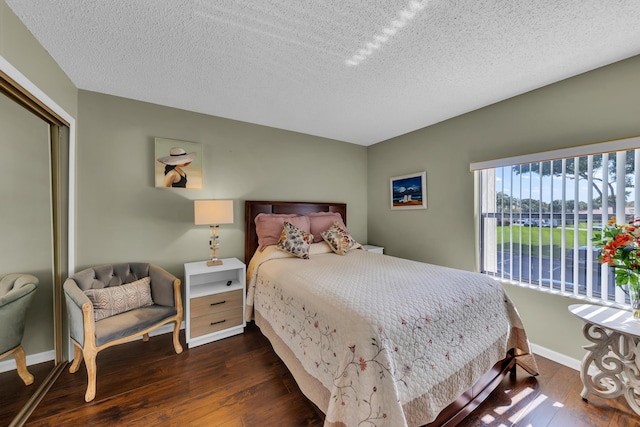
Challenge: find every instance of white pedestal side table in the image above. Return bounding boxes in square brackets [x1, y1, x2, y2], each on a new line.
[569, 303, 640, 416]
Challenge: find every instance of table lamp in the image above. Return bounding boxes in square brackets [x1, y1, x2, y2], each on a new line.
[194, 200, 234, 266]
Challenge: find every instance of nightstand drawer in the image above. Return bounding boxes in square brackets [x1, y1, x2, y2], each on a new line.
[190, 289, 243, 317]
[190, 306, 243, 338]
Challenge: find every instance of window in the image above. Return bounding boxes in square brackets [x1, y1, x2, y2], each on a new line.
[472, 136, 640, 306]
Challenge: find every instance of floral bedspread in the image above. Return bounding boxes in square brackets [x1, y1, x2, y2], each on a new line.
[246, 244, 538, 427]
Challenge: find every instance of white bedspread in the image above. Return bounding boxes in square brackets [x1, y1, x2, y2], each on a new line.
[246, 244, 538, 427]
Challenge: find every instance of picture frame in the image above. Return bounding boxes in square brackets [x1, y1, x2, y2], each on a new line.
[390, 171, 426, 210]
[154, 137, 203, 189]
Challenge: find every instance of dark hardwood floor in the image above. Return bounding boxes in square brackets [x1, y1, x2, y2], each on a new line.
[4, 323, 637, 426]
[0, 361, 54, 425]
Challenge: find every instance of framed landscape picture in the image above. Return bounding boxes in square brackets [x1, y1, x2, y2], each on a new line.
[390, 171, 426, 210]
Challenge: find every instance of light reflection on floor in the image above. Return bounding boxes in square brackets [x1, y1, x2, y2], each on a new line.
[479, 385, 565, 426]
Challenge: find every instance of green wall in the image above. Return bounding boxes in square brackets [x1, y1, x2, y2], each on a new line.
[367, 54, 640, 361]
[75, 91, 368, 276]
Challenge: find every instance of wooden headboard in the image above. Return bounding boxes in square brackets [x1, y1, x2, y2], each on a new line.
[244, 200, 347, 265]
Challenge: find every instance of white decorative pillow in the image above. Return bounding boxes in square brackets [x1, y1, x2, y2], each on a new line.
[321, 222, 358, 255]
[84, 277, 154, 321]
[276, 221, 314, 259]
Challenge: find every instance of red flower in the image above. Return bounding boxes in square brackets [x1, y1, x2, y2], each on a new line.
[601, 252, 614, 265]
[615, 233, 633, 245]
[359, 357, 367, 371]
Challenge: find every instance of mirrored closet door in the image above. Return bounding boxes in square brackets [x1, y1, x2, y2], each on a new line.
[0, 70, 69, 427]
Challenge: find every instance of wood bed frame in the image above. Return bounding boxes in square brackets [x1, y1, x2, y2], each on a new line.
[244, 200, 516, 427]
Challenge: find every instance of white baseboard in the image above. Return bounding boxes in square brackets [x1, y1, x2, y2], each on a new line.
[0, 350, 55, 374]
[530, 343, 581, 371]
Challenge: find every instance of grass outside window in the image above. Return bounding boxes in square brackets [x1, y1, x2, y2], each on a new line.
[496, 225, 603, 258]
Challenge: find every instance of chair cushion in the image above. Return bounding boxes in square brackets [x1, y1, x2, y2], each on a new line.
[94, 305, 177, 347]
[84, 277, 154, 321]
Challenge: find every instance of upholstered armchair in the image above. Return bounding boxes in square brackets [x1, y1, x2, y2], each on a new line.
[0, 273, 38, 386]
[63, 262, 183, 402]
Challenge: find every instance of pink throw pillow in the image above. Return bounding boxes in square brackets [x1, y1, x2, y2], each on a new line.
[255, 213, 311, 251]
[308, 212, 346, 243]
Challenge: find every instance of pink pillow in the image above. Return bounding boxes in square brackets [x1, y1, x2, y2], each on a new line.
[308, 212, 346, 243]
[255, 213, 311, 251]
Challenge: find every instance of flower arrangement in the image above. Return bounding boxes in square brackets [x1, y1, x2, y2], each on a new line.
[596, 216, 640, 299]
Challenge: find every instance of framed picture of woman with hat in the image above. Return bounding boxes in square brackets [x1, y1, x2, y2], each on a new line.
[155, 137, 203, 189]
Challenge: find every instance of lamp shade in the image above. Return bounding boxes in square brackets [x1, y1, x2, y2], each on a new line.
[194, 200, 234, 225]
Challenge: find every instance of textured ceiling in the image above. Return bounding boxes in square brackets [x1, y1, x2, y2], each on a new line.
[6, 0, 640, 146]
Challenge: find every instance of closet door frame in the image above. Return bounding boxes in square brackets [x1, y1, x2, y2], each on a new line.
[0, 55, 76, 427]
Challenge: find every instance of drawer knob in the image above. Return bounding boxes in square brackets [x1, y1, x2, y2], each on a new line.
[211, 319, 226, 326]
[210, 300, 226, 306]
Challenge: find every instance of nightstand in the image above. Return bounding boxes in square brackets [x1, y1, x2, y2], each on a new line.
[184, 258, 246, 348]
[363, 244, 384, 254]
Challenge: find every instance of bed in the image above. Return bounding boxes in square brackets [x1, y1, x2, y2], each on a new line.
[244, 200, 538, 427]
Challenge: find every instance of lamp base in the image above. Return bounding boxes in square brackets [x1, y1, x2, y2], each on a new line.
[206, 259, 223, 266]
